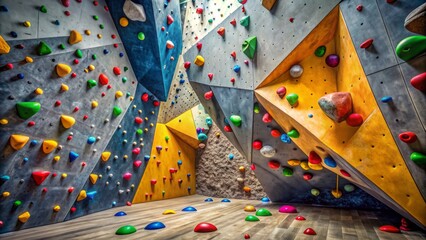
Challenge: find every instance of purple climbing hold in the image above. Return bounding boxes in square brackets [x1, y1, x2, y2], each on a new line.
[325, 54, 340, 68]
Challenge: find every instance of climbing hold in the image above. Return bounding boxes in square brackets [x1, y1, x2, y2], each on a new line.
[123, 0, 146, 22]
[114, 211, 127, 217]
[279, 205, 297, 213]
[42, 140, 58, 154]
[240, 15, 250, 27]
[233, 65, 241, 73]
[37, 41, 52, 56]
[379, 225, 400, 233]
[410, 152, 426, 165]
[308, 151, 322, 164]
[113, 66, 121, 75]
[204, 91, 213, 100]
[271, 129, 281, 138]
[98, 73, 109, 85]
[290, 65, 303, 78]
[282, 167, 293, 176]
[1, 176, 10, 182]
[166, 40, 174, 49]
[217, 27, 225, 36]
[398, 132, 417, 143]
[0, 35, 10, 54]
[262, 113, 272, 123]
[60, 115, 75, 129]
[163, 209, 176, 215]
[304, 228, 317, 235]
[303, 172, 313, 180]
[87, 79, 97, 88]
[286, 93, 299, 107]
[325, 54, 340, 67]
[311, 188, 320, 196]
[89, 174, 98, 184]
[395, 36, 426, 61]
[268, 160, 280, 169]
[18, 212, 31, 223]
[344, 184, 355, 192]
[194, 55, 205, 66]
[242, 36, 257, 59]
[287, 129, 299, 138]
[167, 15, 174, 25]
[243, 186, 251, 192]
[253, 140, 263, 150]
[346, 113, 363, 127]
[182, 206, 197, 212]
[23, 21, 31, 27]
[115, 91, 123, 98]
[60, 83, 69, 92]
[276, 87, 286, 98]
[287, 159, 300, 166]
[32, 171, 50, 185]
[55, 63, 72, 78]
[260, 145, 276, 158]
[360, 38, 374, 49]
[194, 222, 217, 232]
[123, 173, 132, 180]
[113, 106, 122, 117]
[410, 72, 426, 91]
[324, 156, 337, 168]
[295, 216, 306, 221]
[314, 46, 326, 57]
[244, 234, 250, 239]
[9, 134, 29, 150]
[318, 92, 353, 122]
[230, 115, 242, 127]
[16, 102, 41, 119]
[256, 208, 272, 216]
[244, 205, 256, 212]
[198, 133, 208, 141]
[205, 198, 213, 202]
[116, 225, 137, 235]
[245, 215, 260, 221]
[145, 221, 166, 230]
[331, 189, 342, 198]
[68, 30, 82, 45]
[221, 198, 231, 202]
[69, 151, 79, 162]
[77, 190, 87, 201]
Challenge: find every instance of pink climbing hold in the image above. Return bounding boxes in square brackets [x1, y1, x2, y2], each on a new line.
[135, 117, 143, 124]
[194, 222, 217, 232]
[250, 164, 256, 170]
[295, 216, 306, 221]
[208, 73, 213, 80]
[132, 148, 140, 155]
[304, 228, 316, 235]
[308, 151, 322, 164]
[346, 113, 363, 127]
[398, 131, 417, 143]
[276, 87, 286, 98]
[133, 160, 142, 168]
[61, 0, 70, 7]
[360, 38, 373, 49]
[204, 91, 213, 100]
[196, 42, 202, 51]
[262, 113, 273, 123]
[379, 225, 400, 233]
[151, 179, 157, 185]
[32, 171, 51, 185]
[410, 72, 426, 91]
[279, 205, 297, 213]
[98, 73, 109, 85]
[167, 15, 174, 25]
[113, 67, 121, 75]
[123, 173, 132, 181]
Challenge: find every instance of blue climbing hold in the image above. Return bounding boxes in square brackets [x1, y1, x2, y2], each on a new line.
[224, 118, 230, 125]
[205, 198, 213, 202]
[380, 96, 393, 103]
[103, 49, 109, 54]
[206, 117, 213, 127]
[53, 20, 60, 25]
[324, 156, 337, 168]
[198, 133, 208, 141]
[112, 201, 117, 206]
[144, 221, 166, 230]
[280, 134, 291, 143]
[0, 175, 10, 181]
[23, 157, 29, 162]
[69, 151, 79, 162]
[182, 206, 197, 212]
[308, 114, 313, 118]
[30, 140, 38, 146]
[114, 211, 127, 217]
[221, 198, 231, 202]
[0, 5, 9, 12]
[229, 153, 234, 160]
[144, 155, 150, 161]
[119, 52, 124, 57]
[187, 173, 191, 177]
[179, 79, 185, 84]
[261, 197, 270, 202]
[17, 73, 24, 79]
[233, 65, 241, 73]
[87, 136, 96, 144]
[86, 191, 97, 200]
[177, 160, 182, 165]
[10, 31, 18, 38]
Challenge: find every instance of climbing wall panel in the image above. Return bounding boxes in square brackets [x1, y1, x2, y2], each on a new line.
[133, 124, 196, 203]
[191, 104, 211, 133]
[165, 109, 199, 149]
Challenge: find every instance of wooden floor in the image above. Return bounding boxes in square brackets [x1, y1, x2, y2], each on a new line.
[1, 195, 425, 240]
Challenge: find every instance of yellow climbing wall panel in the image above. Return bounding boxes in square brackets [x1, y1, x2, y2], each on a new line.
[165, 109, 199, 149]
[133, 124, 196, 203]
[256, 8, 426, 225]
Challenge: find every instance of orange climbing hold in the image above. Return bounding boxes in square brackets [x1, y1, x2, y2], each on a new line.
[77, 190, 87, 201]
[101, 151, 111, 161]
[9, 134, 30, 150]
[18, 211, 31, 223]
[42, 140, 58, 154]
[0, 35, 10, 54]
[60, 115, 76, 129]
[89, 174, 98, 184]
[68, 30, 83, 45]
[55, 63, 72, 77]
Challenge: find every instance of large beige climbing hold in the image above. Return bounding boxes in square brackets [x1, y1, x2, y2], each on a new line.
[77, 190, 87, 201]
[60, 115, 76, 129]
[89, 174, 98, 184]
[68, 30, 83, 45]
[18, 211, 31, 223]
[101, 151, 111, 162]
[55, 63, 72, 77]
[0, 35, 10, 54]
[42, 140, 58, 154]
[9, 134, 30, 150]
[123, 0, 146, 22]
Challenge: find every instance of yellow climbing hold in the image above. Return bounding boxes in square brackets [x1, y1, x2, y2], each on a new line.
[60, 83, 69, 92]
[42, 140, 58, 154]
[88, 65, 95, 71]
[0, 35, 11, 54]
[25, 56, 33, 63]
[101, 151, 111, 162]
[89, 174, 98, 184]
[77, 190, 87, 201]
[91, 101, 98, 108]
[194, 55, 205, 66]
[308, 162, 323, 171]
[34, 88, 43, 95]
[300, 161, 310, 170]
[0, 119, 8, 125]
[85, 30, 91, 35]
[68, 30, 83, 45]
[9, 134, 30, 150]
[244, 205, 256, 212]
[18, 211, 31, 223]
[119, 17, 129, 27]
[60, 115, 76, 129]
[53, 205, 61, 212]
[287, 159, 301, 166]
[97, 34, 102, 39]
[162, 209, 176, 215]
[2, 191, 10, 197]
[53, 156, 60, 161]
[61, 173, 67, 178]
[23, 21, 31, 27]
[115, 91, 123, 99]
[55, 63, 72, 77]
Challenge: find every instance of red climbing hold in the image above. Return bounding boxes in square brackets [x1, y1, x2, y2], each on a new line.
[133, 160, 142, 168]
[151, 179, 157, 185]
[398, 131, 417, 143]
[268, 160, 281, 170]
[340, 169, 351, 177]
[303, 172, 313, 180]
[217, 27, 225, 37]
[276, 87, 287, 98]
[83, 115, 88, 120]
[6, 63, 14, 70]
[194, 222, 217, 232]
[153, 100, 160, 107]
[135, 117, 143, 124]
[231, 51, 236, 59]
[230, 78, 235, 83]
[55, 100, 62, 107]
[32, 171, 50, 185]
[70, 207, 77, 213]
[73, 59, 79, 64]
[64, 11, 71, 16]
[410, 72, 426, 91]
[289, 17, 294, 23]
[224, 125, 233, 132]
[250, 164, 256, 170]
[204, 91, 213, 100]
[98, 73, 109, 85]
[132, 148, 140, 155]
[308, 151, 322, 164]
[262, 113, 272, 123]
[71, 72, 77, 78]
[184, 61, 191, 69]
[61, 0, 70, 7]
[303, 228, 316, 235]
[208, 73, 213, 80]
[270, 129, 281, 138]
[356, 5, 363, 11]
[113, 67, 121, 75]
[113, 43, 118, 48]
[196, 42, 202, 51]
[379, 225, 400, 233]
[28, 121, 35, 127]
[230, 19, 237, 26]
[196, 7, 203, 14]
[167, 15, 174, 25]
[126, 201, 132, 206]
[68, 187, 74, 193]
[141, 93, 149, 102]
[252, 140, 263, 150]
[244, 233, 250, 239]
[386, 0, 397, 4]
[360, 38, 373, 49]
[295, 216, 306, 221]
[346, 113, 363, 127]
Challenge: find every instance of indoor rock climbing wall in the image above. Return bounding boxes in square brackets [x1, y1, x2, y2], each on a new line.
[184, 0, 426, 229]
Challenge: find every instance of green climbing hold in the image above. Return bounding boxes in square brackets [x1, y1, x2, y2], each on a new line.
[59, 44, 66, 50]
[165, 136, 170, 141]
[136, 129, 143, 135]
[282, 167, 293, 176]
[124, 66, 128, 72]
[208, 19, 213, 23]
[122, 77, 128, 83]
[13, 200, 22, 207]
[93, 15, 99, 21]
[245, 215, 260, 221]
[92, 54, 97, 60]
[138, 32, 145, 40]
[99, 24, 104, 29]
[16, 102, 41, 119]
[240, 15, 250, 27]
[410, 152, 426, 165]
[75, 49, 83, 58]
[87, 79, 97, 88]
[286, 93, 299, 107]
[115, 225, 137, 235]
[230, 115, 242, 127]
[38, 41, 52, 56]
[242, 36, 257, 59]
[40, 5, 47, 13]
[255, 208, 272, 216]
[113, 106, 122, 117]
[314, 45, 326, 57]
[287, 129, 299, 138]
[395, 36, 426, 61]
[254, 103, 260, 113]
[311, 188, 320, 196]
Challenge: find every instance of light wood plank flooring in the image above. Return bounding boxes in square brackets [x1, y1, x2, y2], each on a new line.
[0, 195, 425, 240]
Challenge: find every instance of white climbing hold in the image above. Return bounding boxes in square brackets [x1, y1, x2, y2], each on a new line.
[123, 0, 146, 22]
